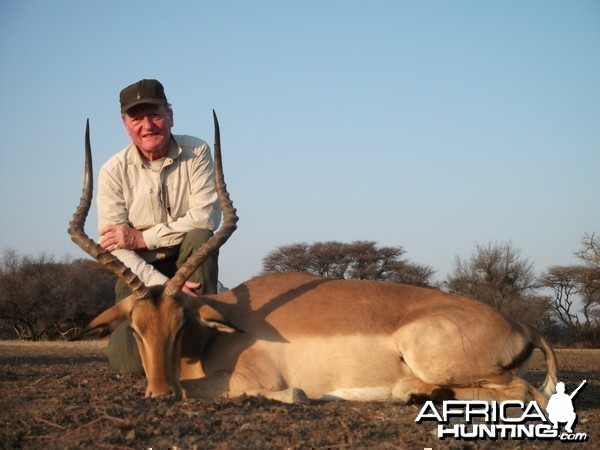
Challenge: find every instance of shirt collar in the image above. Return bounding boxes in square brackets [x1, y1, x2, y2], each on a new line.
[127, 135, 182, 168]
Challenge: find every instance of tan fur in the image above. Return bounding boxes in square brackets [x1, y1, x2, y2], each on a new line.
[84, 271, 558, 404]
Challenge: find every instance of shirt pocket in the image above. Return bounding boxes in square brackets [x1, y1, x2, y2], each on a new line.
[128, 181, 164, 229]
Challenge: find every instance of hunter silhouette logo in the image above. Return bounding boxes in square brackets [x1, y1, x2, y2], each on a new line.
[546, 380, 586, 434]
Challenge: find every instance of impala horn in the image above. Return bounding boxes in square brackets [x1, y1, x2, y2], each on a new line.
[164, 110, 239, 296]
[68, 119, 150, 300]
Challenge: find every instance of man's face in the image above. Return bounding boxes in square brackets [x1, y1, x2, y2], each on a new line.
[123, 104, 173, 160]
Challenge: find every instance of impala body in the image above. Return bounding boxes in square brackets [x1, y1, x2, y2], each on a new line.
[71, 113, 557, 404]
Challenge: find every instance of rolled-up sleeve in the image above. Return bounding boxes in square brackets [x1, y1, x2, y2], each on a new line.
[98, 153, 169, 286]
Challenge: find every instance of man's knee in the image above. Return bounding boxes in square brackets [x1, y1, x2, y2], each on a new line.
[106, 321, 144, 374]
[178, 228, 219, 294]
[115, 279, 131, 303]
[182, 228, 214, 249]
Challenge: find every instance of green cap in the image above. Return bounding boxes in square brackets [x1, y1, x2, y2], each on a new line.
[119, 79, 168, 113]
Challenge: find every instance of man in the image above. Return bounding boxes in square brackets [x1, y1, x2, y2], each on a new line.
[98, 79, 221, 373]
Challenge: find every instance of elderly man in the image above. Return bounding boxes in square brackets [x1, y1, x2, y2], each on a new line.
[98, 79, 221, 373]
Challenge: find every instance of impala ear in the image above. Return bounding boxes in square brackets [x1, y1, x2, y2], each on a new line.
[71, 297, 135, 340]
[196, 304, 243, 334]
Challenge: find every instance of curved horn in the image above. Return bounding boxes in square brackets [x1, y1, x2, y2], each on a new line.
[68, 120, 150, 300]
[164, 110, 239, 296]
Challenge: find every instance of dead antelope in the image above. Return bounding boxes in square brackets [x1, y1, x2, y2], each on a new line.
[70, 112, 558, 405]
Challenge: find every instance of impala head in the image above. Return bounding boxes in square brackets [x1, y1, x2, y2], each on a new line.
[69, 111, 239, 398]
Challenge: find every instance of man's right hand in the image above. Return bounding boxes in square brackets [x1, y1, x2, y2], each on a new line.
[100, 224, 146, 252]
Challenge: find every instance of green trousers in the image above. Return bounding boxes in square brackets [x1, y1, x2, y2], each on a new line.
[105, 229, 218, 374]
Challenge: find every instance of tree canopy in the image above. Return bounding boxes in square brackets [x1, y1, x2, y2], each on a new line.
[262, 240, 435, 287]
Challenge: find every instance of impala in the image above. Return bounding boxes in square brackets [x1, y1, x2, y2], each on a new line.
[70, 112, 558, 404]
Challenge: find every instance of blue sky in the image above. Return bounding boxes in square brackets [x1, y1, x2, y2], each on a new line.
[1, 1, 598, 288]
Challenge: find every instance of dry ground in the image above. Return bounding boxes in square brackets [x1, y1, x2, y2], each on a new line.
[0, 341, 597, 449]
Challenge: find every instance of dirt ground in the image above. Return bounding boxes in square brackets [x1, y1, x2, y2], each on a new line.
[0, 341, 597, 449]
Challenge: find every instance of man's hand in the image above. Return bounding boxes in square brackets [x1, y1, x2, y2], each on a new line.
[182, 281, 202, 297]
[100, 224, 146, 251]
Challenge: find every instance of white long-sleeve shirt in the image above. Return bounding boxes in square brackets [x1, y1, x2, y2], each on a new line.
[98, 134, 221, 286]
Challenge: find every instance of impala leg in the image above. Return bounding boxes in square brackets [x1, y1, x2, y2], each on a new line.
[180, 358, 204, 380]
[243, 387, 309, 403]
[180, 372, 308, 403]
[180, 371, 232, 399]
[391, 376, 451, 404]
[451, 375, 549, 407]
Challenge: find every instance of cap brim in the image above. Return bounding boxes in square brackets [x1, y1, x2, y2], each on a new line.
[121, 99, 167, 113]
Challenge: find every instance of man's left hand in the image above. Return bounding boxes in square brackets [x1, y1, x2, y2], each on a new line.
[182, 281, 202, 297]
